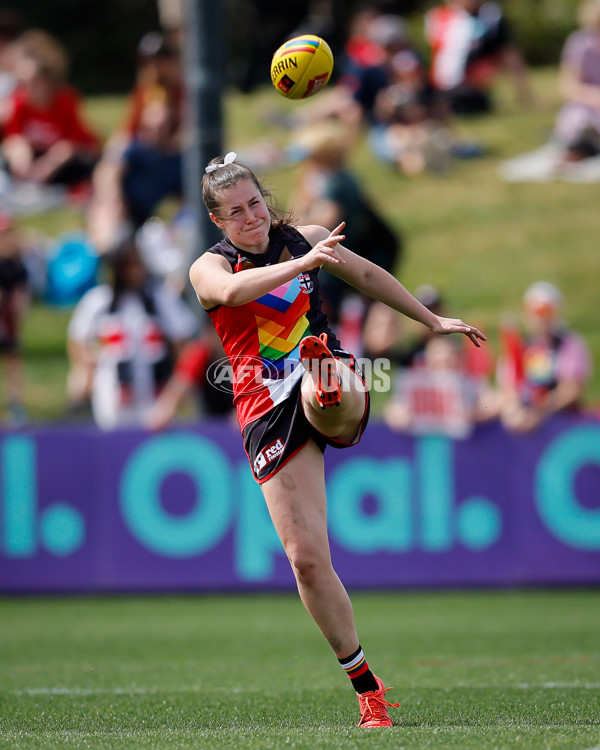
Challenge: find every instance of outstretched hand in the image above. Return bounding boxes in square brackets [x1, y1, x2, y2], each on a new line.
[432, 316, 487, 347]
[302, 222, 347, 271]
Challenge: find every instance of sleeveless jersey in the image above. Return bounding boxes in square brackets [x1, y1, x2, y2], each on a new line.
[206, 225, 340, 430]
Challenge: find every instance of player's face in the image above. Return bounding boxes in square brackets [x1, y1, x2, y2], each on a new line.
[211, 179, 271, 253]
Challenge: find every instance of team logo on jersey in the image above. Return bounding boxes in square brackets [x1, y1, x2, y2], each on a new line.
[298, 273, 313, 293]
[254, 437, 286, 475]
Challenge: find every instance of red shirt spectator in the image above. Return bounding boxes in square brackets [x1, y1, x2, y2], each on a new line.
[1, 30, 101, 187]
[4, 84, 99, 153]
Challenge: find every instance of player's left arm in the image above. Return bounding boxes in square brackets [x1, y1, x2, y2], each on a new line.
[299, 223, 486, 347]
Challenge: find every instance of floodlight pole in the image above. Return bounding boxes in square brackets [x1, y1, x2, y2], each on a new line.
[182, 0, 224, 265]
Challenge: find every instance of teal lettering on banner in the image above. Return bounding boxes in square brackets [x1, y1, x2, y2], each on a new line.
[2, 437, 36, 557]
[40, 502, 85, 557]
[535, 424, 600, 550]
[235, 463, 285, 580]
[1, 437, 85, 558]
[457, 496, 502, 550]
[120, 433, 232, 557]
[328, 457, 412, 552]
[417, 436, 453, 551]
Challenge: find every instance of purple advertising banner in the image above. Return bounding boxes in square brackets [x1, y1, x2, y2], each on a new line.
[1, 415, 599, 592]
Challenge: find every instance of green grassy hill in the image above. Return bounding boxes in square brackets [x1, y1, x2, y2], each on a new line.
[9, 68, 600, 423]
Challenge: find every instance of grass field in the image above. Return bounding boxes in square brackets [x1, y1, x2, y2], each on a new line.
[1, 590, 600, 749]
[5, 66, 600, 423]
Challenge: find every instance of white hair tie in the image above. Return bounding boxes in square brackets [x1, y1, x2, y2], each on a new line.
[205, 151, 238, 173]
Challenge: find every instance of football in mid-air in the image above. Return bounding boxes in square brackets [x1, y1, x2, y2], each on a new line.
[270, 35, 334, 100]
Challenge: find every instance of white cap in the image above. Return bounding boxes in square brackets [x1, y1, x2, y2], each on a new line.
[524, 281, 563, 316]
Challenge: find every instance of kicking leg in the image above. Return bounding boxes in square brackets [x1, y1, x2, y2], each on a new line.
[299, 334, 367, 444]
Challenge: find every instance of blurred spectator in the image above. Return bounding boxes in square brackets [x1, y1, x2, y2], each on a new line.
[135, 213, 194, 296]
[286, 11, 457, 175]
[365, 284, 492, 377]
[66, 234, 197, 430]
[289, 117, 402, 325]
[119, 31, 183, 147]
[156, 0, 184, 58]
[0, 9, 24, 133]
[343, 5, 387, 69]
[553, 0, 600, 161]
[1, 30, 101, 188]
[0, 211, 29, 426]
[368, 17, 453, 175]
[146, 327, 234, 430]
[87, 32, 184, 254]
[383, 335, 498, 438]
[498, 281, 593, 433]
[339, 13, 409, 127]
[366, 284, 497, 436]
[285, 8, 400, 140]
[499, 0, 600, 182]
[424, 0, 534, 115]
[364, 284, 445, 365]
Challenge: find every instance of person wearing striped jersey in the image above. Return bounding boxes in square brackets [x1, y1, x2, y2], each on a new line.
[189, 152, 485, 728]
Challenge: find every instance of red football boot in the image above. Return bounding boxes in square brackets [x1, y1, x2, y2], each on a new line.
[299, 333, 342, 408]
[357, 675, 400, 728]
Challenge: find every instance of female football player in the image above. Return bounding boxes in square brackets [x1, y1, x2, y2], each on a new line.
[190, 152, 485, 728]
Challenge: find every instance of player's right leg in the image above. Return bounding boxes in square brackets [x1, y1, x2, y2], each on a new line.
[299, 333, 368, 444]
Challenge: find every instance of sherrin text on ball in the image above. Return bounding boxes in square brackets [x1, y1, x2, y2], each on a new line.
[270, 35, 334, 99]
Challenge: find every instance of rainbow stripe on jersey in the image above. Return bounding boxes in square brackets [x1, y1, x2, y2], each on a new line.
[254, 276, 311, 371]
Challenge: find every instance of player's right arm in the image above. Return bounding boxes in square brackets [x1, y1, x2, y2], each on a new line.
[189, 233, 345, 309]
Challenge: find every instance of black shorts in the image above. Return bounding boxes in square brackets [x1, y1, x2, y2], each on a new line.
[242, 356, 370, 484]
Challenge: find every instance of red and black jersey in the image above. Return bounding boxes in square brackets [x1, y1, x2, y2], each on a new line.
[206, 225, 341, 430]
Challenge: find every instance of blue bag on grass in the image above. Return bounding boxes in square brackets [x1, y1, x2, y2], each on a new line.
[45, 231, 99, 306]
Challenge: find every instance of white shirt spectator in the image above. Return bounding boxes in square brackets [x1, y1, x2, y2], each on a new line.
[68, 282, 197, 429]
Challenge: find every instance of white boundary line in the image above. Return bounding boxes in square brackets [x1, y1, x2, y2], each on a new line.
[10, 682, 600, 696]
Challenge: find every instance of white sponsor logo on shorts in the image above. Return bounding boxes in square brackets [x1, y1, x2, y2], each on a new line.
[254, 437, 286, 475]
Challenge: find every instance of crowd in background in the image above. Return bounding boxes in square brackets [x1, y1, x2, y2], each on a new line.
[0, 0, 596, 433]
